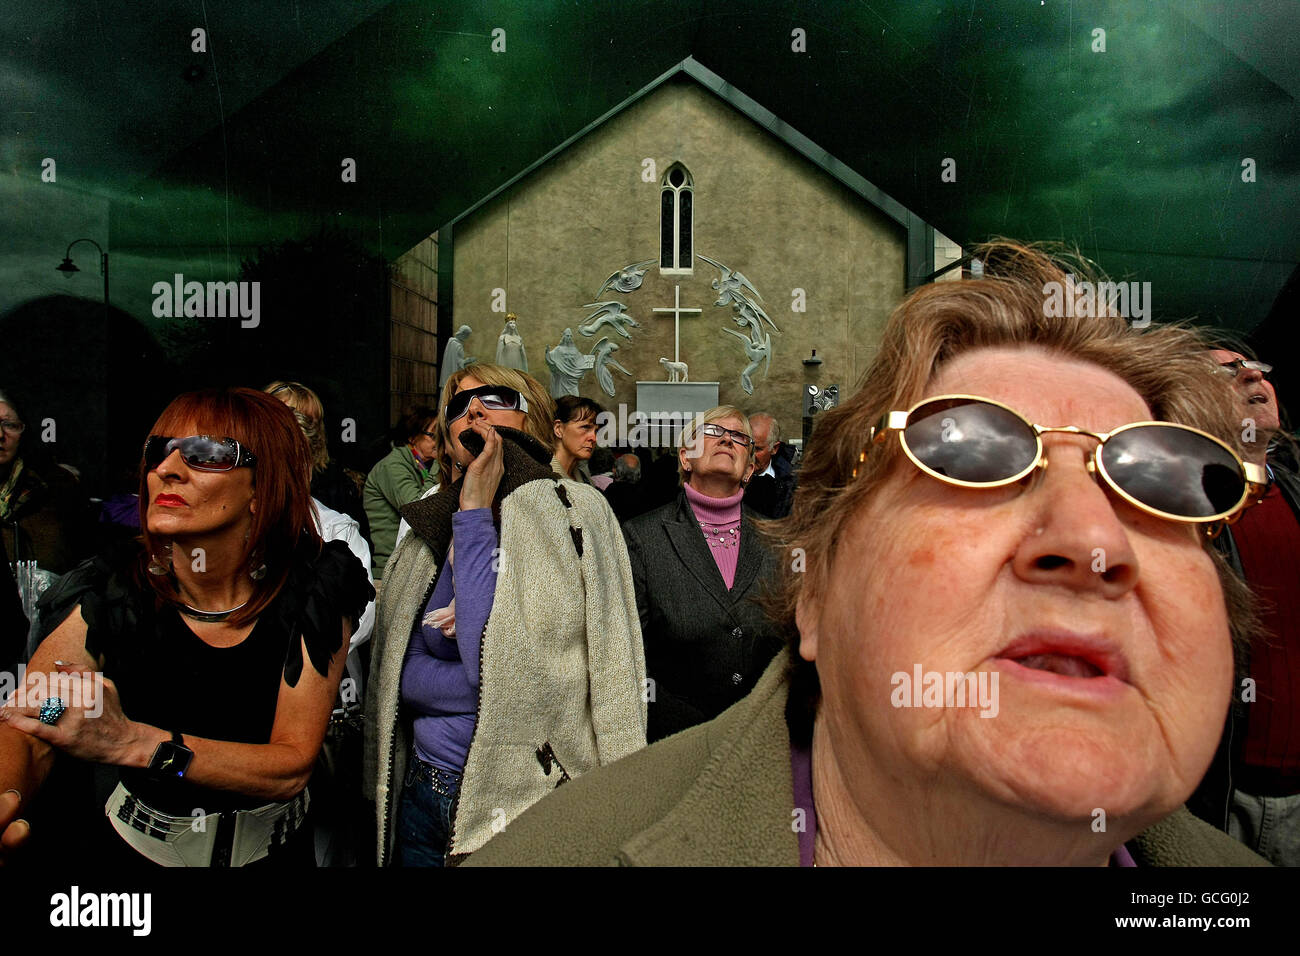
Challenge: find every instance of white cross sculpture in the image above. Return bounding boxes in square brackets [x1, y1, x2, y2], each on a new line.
[652, 284, 702, 368]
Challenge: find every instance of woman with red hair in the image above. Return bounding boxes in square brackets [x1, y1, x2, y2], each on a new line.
[0, 388, 372, 867]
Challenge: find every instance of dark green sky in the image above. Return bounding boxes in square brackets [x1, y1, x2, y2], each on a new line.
[4, 0, 1296, 334]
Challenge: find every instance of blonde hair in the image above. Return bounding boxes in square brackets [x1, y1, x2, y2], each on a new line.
[438, 363, 556, 476]
[678, 404, 754, 485]
[264, 380, 329, 473]
[768, 239, 1256, 656]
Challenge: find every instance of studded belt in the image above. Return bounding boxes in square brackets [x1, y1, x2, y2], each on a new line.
[411, 756, 462, 798]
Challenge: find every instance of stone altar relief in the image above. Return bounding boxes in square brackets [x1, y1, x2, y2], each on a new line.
[553, 164, 789, 398]
[495, 313, 528, 372]
[567, 249, 787, 398]
[440, 324, 475, 386]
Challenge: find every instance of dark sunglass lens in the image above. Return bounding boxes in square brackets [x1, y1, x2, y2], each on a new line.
[184, 437, 236, 469]
[1101, 426, 1244, 518]
[143, 437, 168, 467]
[904, 399, 1038, 483]
[478, 390, 516, 410]
[445, 393, 471, 421]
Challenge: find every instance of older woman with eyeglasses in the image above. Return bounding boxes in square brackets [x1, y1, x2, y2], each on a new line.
[467, 241, 1269, 867]
[0, 388, 372, 868]
[364, 363, 645, 866]
[620, 407, 784, 743]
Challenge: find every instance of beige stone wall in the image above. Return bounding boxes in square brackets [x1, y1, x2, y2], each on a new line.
[453, 78, 906, 436]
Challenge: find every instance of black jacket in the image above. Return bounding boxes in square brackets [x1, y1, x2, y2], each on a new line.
[622, 489, 784, 742]
[0, 530, 27, 672]
[1190, 450, 1300, 831]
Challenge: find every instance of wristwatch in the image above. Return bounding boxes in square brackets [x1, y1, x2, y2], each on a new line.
[147, 731, 194, 779]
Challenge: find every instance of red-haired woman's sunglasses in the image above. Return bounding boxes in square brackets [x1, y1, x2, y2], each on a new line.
[144, 435, 257, 472]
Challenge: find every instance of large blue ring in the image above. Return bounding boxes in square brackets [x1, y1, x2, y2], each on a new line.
[37, 696, 66, 725]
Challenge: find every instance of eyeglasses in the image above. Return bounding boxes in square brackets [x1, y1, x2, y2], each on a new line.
[0, 420, 24, 435]
[859, 395, 1267, 535]
[1217, 359, 1272, 378]
[444, 385, 529, 424]
[144, 435, 258, 472]
[699, 423, 754, 449]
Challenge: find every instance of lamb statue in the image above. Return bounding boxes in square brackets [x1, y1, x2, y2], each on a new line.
[659, 357, 689, 383]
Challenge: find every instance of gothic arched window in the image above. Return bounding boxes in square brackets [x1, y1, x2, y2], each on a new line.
[660, 163, 693, 275]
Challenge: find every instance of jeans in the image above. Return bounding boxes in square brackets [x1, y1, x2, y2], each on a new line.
[395, 758, 461, 867]
[1228, 788, 1300, 867]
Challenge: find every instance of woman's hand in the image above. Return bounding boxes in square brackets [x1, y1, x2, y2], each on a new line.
[459, 421, 505, 511]
[0, 663, 145, 767]
[0, 789, 30, 866]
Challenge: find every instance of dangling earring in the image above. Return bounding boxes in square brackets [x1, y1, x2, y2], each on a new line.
[147, 542, 174, 576]
[244, 528, 267, 581]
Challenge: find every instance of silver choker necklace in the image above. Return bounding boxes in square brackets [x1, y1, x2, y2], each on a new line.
[175, 599, 249, 623]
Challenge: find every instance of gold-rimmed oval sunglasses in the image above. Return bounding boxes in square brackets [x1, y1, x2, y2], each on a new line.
[853, 394, 1267, 536]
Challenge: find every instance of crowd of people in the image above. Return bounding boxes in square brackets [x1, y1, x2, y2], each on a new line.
[0, 240, 1294, 867]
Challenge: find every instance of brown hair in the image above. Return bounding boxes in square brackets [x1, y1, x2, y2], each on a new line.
[139, 387, 321, 627]
[554, 395, 605, 426]
[766, 240, 1257, 733]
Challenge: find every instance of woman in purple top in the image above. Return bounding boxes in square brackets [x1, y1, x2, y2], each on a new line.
[371, 364, 646, 866]
[392, 371, 523, 866]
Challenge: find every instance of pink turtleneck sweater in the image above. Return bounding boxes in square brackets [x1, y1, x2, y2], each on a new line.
[683, 481, 745, 590]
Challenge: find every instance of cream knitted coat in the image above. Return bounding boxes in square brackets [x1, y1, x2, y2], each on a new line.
[363, 428, 646, 864]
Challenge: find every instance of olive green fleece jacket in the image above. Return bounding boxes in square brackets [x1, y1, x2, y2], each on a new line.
[468, 648, 1270, 867]
[363, 444, 436, 577]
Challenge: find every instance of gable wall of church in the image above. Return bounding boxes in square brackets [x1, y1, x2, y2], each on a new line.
[453, 79, 905, 440]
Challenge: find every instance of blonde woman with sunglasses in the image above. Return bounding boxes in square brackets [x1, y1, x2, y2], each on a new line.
[364, 363, 644, 866]
[468, 241, 1269, 867]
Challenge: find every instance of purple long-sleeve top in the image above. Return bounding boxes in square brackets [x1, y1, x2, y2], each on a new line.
[401, 508, 499, 774]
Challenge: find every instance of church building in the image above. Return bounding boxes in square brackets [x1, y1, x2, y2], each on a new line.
[436, 60, 956, 441]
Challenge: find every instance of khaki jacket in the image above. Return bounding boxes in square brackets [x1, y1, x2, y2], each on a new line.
[469, 648, 1270, 866]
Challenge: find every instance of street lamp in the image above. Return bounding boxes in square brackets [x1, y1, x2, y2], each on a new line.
[56, 238, 110, 318]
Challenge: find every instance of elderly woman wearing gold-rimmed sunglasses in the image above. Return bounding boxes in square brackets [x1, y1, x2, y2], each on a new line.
[467, 240, 1270, 867]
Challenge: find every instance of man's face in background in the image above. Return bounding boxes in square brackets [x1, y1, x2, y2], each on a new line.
[751, 418, 776, 472]
[1210, 349, 1280, 437]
